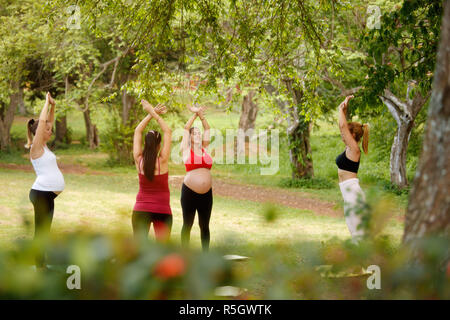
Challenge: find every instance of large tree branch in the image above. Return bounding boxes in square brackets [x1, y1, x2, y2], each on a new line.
[82, 47, 131, 113]
[107, 57, 120, 89]
[411, 89, 431, 117]
[382, 88, 412, 120]
[380, 95, 403, 125]
[382, 83, 431, 126]
[406, 80, 416, 105]
[322, 67, 363, 96]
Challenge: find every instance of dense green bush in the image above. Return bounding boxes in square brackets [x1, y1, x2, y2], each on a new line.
[101, 107, 185, 166]
[102, 115, 136, 165]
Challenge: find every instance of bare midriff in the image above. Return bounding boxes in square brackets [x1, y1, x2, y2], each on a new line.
[338, 169, 358, 183]
[183, 168, 212, 194]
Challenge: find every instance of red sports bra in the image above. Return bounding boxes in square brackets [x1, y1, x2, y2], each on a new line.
[184, 148, 213, 172]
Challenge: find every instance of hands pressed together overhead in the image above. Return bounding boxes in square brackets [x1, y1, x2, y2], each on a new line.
[339, 95, 354, 113]
[188, 103, 207, 118]
[141, 99, 167, 115]
[46, 92, 56, 106]
[140, 98, 207, 118]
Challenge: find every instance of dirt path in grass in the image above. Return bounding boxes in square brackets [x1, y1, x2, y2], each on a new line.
[0, 162, 341, 217]
[168, 175, 342, 218]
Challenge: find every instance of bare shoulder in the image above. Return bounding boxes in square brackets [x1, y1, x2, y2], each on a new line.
[345, 146, 361, 162]
[30, 146, 44, 160]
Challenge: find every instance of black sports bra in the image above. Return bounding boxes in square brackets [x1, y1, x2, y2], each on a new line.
[335, 150, 360, 173]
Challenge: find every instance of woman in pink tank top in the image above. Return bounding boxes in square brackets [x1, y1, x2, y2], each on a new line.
[132, 100, 172, 242]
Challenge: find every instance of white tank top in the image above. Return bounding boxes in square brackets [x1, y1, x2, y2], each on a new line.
[30, 145, 65, 192]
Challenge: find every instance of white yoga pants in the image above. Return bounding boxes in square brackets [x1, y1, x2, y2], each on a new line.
[339, 178, 366, 240]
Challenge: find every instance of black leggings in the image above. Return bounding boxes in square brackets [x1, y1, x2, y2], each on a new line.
[180, 183, 213, 251]
[29, 189, 58, 266]
[132, 211, 173, 242]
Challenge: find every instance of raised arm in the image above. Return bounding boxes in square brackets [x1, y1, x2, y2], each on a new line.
[181, 110, 198, 154]
[47, 94, 56, 126]
[198, 106, 210, 148]
[142, 100, 172, 163]
[338, 95, 359, 154]
[30, 92, 51, 157]
[133, 114, 153, 163]
[133, 102, 167, 163]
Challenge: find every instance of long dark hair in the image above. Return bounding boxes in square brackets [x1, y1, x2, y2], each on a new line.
[142, 130, 161, 181]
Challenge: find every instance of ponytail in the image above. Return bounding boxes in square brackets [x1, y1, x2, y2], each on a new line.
[25, 119, 37, 149]
[362, 123, 370, 154]
[142, 130, 161, 181]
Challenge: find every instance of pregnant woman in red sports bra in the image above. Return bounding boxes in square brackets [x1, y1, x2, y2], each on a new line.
[180, 104, 213, 251]
[132, 100, 172, 242]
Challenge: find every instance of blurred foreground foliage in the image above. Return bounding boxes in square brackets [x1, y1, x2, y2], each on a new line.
[0, 230, 448, 299]
[0, 190, 447, 300]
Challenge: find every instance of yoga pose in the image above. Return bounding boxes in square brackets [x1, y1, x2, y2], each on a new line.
[26, 92, 65, 267]
[180, 103, 213, 251]
[132, 100, 172, 242]
[336, 95, 370, 240]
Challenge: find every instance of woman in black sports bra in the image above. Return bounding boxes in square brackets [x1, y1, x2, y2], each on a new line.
[336, 95, 370, 241]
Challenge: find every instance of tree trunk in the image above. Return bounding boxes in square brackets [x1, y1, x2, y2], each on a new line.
[0, 81, 21, 151]
[264, 82, 314, 178]
[239, 90, 258, 131]
[55, 76, 71, 145]
[288, 120, 314, 179]
[55, 115, 70, 145]
[380, 86, 429, 189]
[82, 107, 99, 149]
[284, 80, 314, 179]
[389, 119, 414, 188]
[403, 0, 450, 255]
[122, 89, 135, 125]
[17, 86, 26, 115]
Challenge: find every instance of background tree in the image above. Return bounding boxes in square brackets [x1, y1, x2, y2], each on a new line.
[403, 0, 449, 261]
[360, 0, 443, 189]
[198, 0, 327, 179]
[239, 89, 258, 132]
[0, 0, 38, 150]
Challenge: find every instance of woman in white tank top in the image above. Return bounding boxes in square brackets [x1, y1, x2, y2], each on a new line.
[25, 92, 65, 268]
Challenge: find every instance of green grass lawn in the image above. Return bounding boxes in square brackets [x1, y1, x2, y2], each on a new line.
[0, 169, 402, 245]
[0, 109, 412, 299]
[0, 168, 403, 250]
[1, 107, 408, 250]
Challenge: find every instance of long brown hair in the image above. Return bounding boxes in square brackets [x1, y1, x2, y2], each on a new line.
[25, 119, 39, 149]
[142, 130, 161, 181]
[348, 122, 370, 154]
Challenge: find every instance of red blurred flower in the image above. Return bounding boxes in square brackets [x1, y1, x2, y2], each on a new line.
[154, 253, 186, 280]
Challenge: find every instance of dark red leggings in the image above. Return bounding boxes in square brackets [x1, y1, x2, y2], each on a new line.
[132, 211, 172, 242]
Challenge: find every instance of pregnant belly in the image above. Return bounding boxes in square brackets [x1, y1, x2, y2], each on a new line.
[35, 171, 65, 192]
[184, 169, 212, 194]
